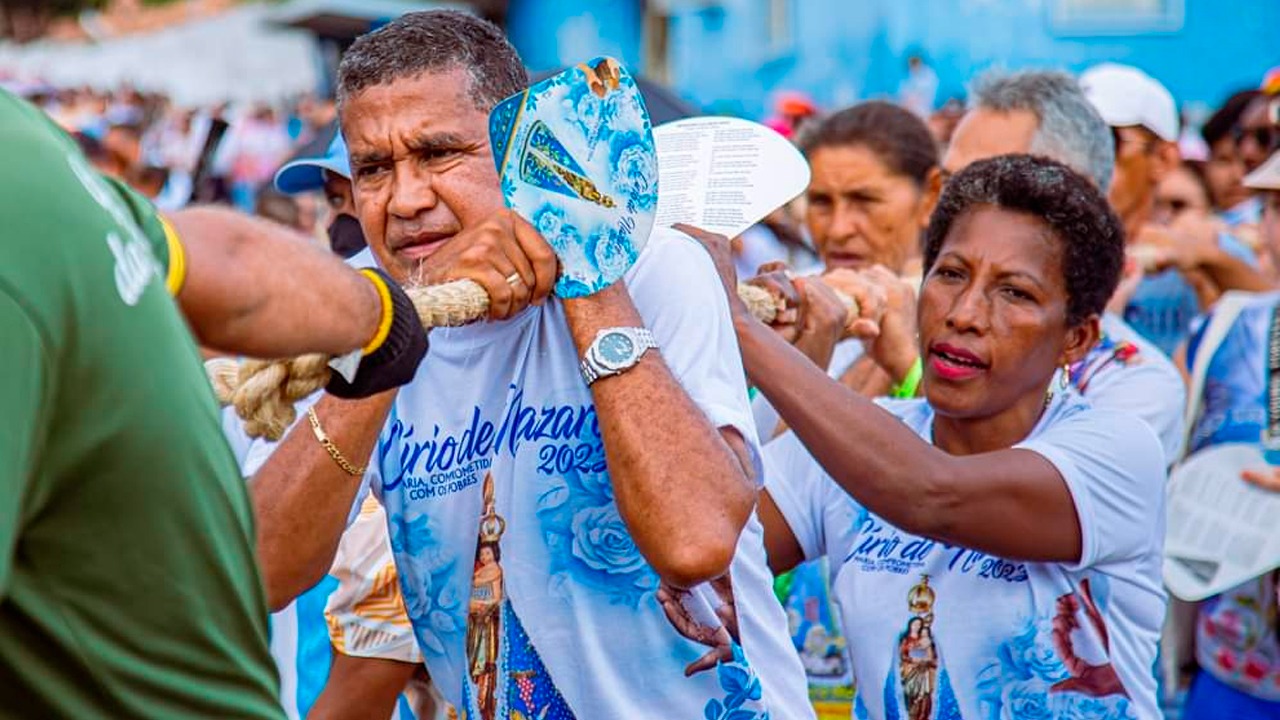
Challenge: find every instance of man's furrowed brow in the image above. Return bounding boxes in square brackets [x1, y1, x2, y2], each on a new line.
[406, 132, 470, 153]
[349, 149, 391, 167]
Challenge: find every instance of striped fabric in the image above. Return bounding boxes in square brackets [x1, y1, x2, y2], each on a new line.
[326, 496, 423, 663]
[270, 577, 339, 720]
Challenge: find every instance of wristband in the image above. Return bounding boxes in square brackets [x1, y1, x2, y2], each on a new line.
[890, 357, 923, 399]
[359, 268, 396, 355]
[326, 268, 429, 399]
[772, 569, 795, 607]
[159, 216, 187, 296]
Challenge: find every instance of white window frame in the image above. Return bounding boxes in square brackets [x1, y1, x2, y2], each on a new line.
[1048, 0, 1186, 36]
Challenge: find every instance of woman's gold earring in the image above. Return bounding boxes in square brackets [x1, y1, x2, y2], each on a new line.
[1046, 364, 1071, 408]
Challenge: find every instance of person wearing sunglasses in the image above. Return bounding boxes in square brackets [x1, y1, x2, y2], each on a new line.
[1235, 88, 1280, 176]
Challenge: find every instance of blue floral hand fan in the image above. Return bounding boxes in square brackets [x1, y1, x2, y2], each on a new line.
[489, 57, 657, 298]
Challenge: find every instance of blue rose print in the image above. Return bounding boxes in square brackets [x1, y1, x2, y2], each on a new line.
[388, 512, 464, 656]
[535, 428, 658, 606]
[573, 93, 603, 137]
[592, 227, 635, 279]
[534, 204, 567, 238]
[562, 83, 615, 156]
[610, 133, 658, 211]
[702, 644, 769, 720]
[570, 504, 648, 576]
[975, 616, 1135, 720]
[1001, 679, 1054, 720]
[1003, 620, 1071, 684]
[1052, 696, 1133, 720]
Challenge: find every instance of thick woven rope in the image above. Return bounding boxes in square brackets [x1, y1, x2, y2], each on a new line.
[212, 279, 853, 439]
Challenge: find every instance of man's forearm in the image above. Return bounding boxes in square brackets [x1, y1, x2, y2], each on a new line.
[167, 206, 383, 358]
[309, 655, 418, 720]
[249, 392, 396, 610]
[564, 285, 755, 589]
[1197, 246, 1273, 293]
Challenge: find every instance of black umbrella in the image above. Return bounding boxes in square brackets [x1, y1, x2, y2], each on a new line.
[529, 68, 701, 125]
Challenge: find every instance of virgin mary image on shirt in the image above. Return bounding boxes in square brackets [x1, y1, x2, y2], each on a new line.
[463, 473, 576, 720]
[900, 616, 938, 719]
[871, 575, 961, 720]
[466, 475, 506, 720]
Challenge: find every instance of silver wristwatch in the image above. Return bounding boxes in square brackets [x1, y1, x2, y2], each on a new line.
[580, 327, 657, 386]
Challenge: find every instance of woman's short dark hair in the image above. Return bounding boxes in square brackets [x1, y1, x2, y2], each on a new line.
[796, 101, 939, 187]
[922, 154, 1124, 326]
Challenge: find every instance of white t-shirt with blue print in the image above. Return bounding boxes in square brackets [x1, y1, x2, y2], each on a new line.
[764, 393, 1167, 720]
[373, 227, 813, 720]
[752, 339, 864, 444]
[1184, 292, 1280, 454]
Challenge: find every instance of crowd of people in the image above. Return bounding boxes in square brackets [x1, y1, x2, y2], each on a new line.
[4, 8, 1280, 720]
[7, 78, 338, 221]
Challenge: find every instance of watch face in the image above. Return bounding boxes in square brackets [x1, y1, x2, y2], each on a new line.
[597, 332, 636, 366]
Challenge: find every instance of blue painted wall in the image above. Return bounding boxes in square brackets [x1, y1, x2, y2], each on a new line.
[506, 0, 643, 72]
[506, 0, 1279, 119]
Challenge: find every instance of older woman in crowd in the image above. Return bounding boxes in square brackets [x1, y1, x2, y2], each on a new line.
[753, 101, 941, 438]
[696, 154, 1166, 720]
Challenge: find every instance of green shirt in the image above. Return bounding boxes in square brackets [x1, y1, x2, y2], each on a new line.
[0, 90, 283, 718]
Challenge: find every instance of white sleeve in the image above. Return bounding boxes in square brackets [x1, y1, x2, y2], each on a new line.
[750, 393, 783, 446]
[1082, 354, 1187, 466]
[220, 405, 256, 471]
[1016, 409, 1166, 570]
[238, 393, 322, 477]
[762, 431, 859, 563]
[627, 227, 763, 481]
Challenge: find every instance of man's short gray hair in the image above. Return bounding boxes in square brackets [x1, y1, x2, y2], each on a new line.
[336, 10, 528, 113]
[971, 69, 1114, 190]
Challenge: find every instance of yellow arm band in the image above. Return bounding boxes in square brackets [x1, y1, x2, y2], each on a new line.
[359, 268, 395, 356]
[159, 216, 186, 296]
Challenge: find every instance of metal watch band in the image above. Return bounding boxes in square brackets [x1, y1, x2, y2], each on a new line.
[580, 327, 656, 386]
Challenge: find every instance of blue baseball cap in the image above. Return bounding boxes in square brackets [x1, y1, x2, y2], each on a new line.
[273, 130, 350, 194]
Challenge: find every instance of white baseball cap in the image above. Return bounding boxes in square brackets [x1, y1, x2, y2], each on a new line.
[1080, 63, 1179, 142]
[1244, 149, 1280, 191]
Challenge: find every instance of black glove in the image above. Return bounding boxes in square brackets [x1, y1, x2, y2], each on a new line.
[326, 268, 428, 398]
